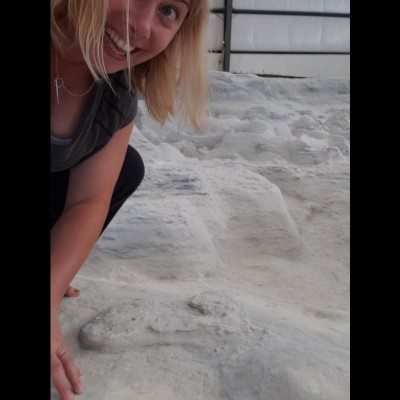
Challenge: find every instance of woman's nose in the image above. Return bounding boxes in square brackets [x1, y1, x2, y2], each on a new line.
[131, 7, 154, 42]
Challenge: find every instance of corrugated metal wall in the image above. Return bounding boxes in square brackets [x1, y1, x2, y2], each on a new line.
[208, 0, 350, 78]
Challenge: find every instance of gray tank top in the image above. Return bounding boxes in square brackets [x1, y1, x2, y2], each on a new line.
[51, 70, 138, 172]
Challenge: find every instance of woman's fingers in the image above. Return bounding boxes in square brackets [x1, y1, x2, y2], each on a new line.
[62, 351, 85, 394]
[51, 356, 76, 400]
[51, 349, 84, 399]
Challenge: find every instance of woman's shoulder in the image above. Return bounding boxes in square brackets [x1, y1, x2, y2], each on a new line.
[100, 70, 138, 128]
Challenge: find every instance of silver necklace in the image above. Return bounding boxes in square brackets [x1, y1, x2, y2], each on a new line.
[54, 52, 95, 104]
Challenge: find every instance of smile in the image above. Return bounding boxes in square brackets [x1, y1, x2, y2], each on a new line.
[105, 24, 136, 56]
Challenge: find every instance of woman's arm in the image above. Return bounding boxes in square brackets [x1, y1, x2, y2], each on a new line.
[51, 121, 134, 400]
[51, 121, 134, 307]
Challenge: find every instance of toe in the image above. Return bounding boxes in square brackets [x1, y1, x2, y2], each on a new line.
[64, 286, 80, 297]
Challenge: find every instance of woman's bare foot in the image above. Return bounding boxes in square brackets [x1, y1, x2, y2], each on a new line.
[64, 286, 80, 297]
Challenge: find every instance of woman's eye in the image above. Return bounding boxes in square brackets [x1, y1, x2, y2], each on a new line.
[160, 6, 178, 21]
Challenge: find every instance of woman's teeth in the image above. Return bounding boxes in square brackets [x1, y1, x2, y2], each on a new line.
[105, 25, 136, 53]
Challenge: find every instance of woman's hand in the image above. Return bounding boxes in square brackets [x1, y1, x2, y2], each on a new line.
[51, 309, 84, 400]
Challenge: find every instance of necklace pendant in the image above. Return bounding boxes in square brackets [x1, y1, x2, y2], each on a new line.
[54, 78, 64, 105]
[53, 52, 95, 102]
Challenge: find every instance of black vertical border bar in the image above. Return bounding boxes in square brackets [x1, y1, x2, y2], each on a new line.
[223, 0, 233, 71]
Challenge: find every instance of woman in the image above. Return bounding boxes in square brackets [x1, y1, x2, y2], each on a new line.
[50, 1, 209, 398]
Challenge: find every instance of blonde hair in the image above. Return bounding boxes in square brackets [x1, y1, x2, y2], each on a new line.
[51, 0, 209, 130]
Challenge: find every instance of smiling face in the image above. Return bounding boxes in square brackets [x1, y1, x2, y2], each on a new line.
[103, 0, 190, 73]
